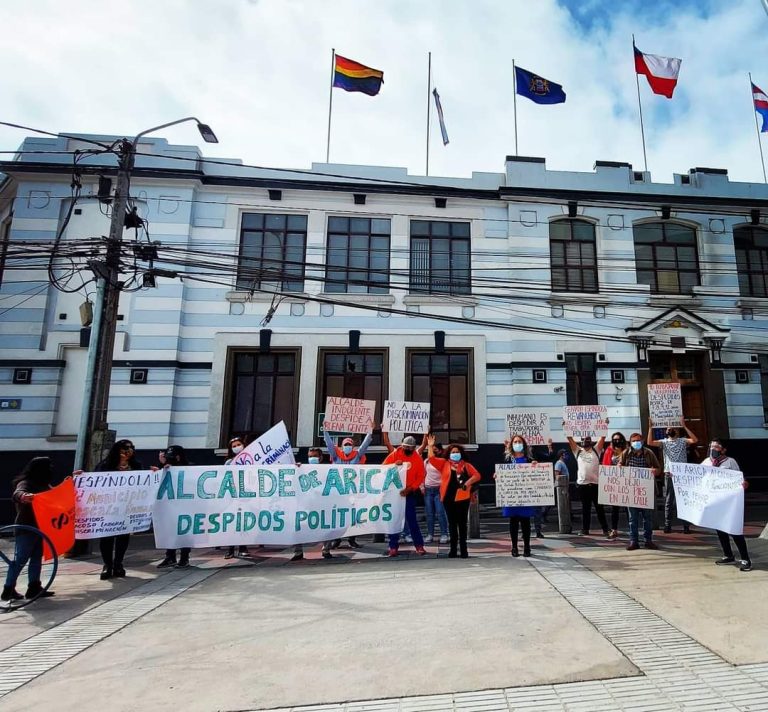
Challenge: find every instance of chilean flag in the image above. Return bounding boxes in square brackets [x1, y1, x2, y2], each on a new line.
[753, 82, 768, 132]
[634, 44, 682, 98]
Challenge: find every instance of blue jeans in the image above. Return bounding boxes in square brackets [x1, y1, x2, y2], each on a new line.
[4, 531, 43, 589]
[628, 507, 653, 543]
[389, 495, 424, 549]
[424, 486, 448, 536]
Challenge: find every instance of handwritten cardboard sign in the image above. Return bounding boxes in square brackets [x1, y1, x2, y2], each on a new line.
[381, 400, 430, 434]
[669, 462, 745, 535]
[563, 405, 608, 439]
[494, 462, 555, 507]
[648, 383, 683, 428]
[506, 411, 551, 446]
[598, 465, 655, 509]
[233, 421, 296, 466]
[323, 397, 376, 435]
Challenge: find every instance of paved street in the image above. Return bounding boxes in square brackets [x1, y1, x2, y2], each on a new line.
[1, 521, 767, 712]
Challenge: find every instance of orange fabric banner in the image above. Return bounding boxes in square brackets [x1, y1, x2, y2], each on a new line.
[31, 479, 76, 560]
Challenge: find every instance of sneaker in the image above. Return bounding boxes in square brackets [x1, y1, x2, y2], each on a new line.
[290, 552, 304, 562]
[347, 539, 362, 549]
[386, 548, 399, 557]
[626, 541, 640, 551]
[1, 586, 23, 602]
[415, 546, 427, 556]
[100, 566, 113, 581]
[25, 583, 54, 599]
[606, 530, 618, 540]
[739, 560, 753, 572]
[683, 525, 691, 534]
[535, 530, 544, 539]
[715, 556, 735, 565]
[176, 559, 190, 569]
[113, 565, 126, 578]
[448, 551, 458, 558]
[523, 547, 531, 557]
[511, 547, 520, 557]
[644, 541, 659, 550]
[575, 531, 591, 537]
[223, 551, 234, 560]
[404, 536, 413, 544]
[321, 551, 332, 559]
[424, 535, 434, 543]
[663, 525, 672, 534]
[157, 557, 176, 569]
[439, 535, 449, 544]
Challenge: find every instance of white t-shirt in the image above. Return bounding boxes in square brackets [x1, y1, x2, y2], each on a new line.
[576, 447, 600, 485]
[701, 456, 741, 472]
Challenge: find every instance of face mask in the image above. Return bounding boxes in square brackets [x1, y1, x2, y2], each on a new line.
[449, 452, 462, 462]
[512, 442, 524, 453]
[308, 456, 320, 465]
[342, 445, 353, 456]
[402, 448, 413, 456]
[231, 445, 244, 455]
[709, 448, 722, 460]
[631, 441, 643, 450]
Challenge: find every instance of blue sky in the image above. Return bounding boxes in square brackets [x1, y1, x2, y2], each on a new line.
[1, 0, 767, 184]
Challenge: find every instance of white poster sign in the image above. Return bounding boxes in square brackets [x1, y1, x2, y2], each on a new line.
[74, 470, 161, 539]
[669, 463, 745, 535]
[506, 411, 551, 446]
[323, 397, 376, 435]
[495, 462, 555, 507]
[648, 383, 683, 428]
[152, 464, 407, 548]
[562, 405, 609, 439]
[381, 400, 430, 434]
[232, 421, 295, 466]
[598, 465, 655, 509]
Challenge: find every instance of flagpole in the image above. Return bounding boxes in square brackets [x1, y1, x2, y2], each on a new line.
[426, 51, 432, 176]
[326, 48, 336, 163]
[512, 58, 519, 155]
[633, 35, 649, 173]
[749, 72, 768, 184]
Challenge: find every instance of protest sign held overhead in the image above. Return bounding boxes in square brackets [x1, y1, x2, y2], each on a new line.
[32, 479, 76, 560]
[232, 421, 295, 466]
[323, 397, 376, 435]
[506, 411, 551, 445]
[648, 383, 683, 428]
[562, 405, 609, 439]
[670, 462, 745, 535]
[598, 465, 655, 509]
[381, 400, 430, 434]
[152, 463, 406, 548]
[495, 462, 554, 508]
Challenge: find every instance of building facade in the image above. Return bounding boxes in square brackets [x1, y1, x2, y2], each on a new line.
[1, 135, 767, 518]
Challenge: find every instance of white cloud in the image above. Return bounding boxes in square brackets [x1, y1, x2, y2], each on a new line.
[1, 0, 766, 183]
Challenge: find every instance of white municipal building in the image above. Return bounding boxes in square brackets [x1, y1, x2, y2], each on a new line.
[0, 134, 767, 512]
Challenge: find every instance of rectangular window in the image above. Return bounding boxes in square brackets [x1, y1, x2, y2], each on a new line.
[549, 219, 598, 293]
[225, 350, 299, 443]
[409, 220, 471, 295]
[236, 213, 307, 292]
[317, 349, 387, 444]
[565, 353, 598, 405]
[760, 356, 768, 423]
[407, 350, 472, 443]
[325, 216, 390, 294]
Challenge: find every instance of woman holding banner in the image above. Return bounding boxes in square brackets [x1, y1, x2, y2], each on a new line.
[157, 445, 192, 569]
[428, 435, 481, 558]
[602, 432, 628, 540]
[501, 435, 536, 557]
[703, 439, 752, 572]
[223, 437, 250, 560]
[95, 439, 144, 580]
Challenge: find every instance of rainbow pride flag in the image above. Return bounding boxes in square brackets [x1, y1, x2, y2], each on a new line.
[333, 55, 384, 96]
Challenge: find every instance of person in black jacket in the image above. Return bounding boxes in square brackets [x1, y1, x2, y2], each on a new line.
[95, 439, 144, 580]
[156, 445, 192, 569]
[1, 457, 56, 601]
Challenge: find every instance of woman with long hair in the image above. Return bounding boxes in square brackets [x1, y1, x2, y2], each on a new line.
[224, 436, 249, 559]
[1, 457, 56, 601]
[500, 434, 536, 557]
[95, 439, 144, 580]
[602, 431, 627, 540]
[157, 445, 193, 569]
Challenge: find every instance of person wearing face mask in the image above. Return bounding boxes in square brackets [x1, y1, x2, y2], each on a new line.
[602, 432, 628, 540]
[223, 437, 250, 560]
[499, 435, 536, 557]
[428, 436, 481, 558]
[383, 434, 427, 556]
[290, 448, 326, 562]
[421, 440, 449, 544]
[619, 433, 661, 551]
[157, 445, 193, 569]
[702, 439, 752, 572]
[647, 417, 698, 534]
[567, 432, 609, 537]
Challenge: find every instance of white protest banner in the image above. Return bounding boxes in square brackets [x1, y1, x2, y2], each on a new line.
[562, 405, 609, 439]
[233, 420, 295, 466]
[494, 463, 555, 508]
[598, 465, 655, 509]
[381, 400, 430, 434]
[323, 397, 376, 435]
[648, 383, 683, 428]
[506, 411, 551, 446]
[669, 463, 745, 535]
[152, 463, 407, 548]
[74, 470, 161, 539]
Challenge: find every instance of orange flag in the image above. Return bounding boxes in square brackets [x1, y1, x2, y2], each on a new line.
[31, 479, 76, 560]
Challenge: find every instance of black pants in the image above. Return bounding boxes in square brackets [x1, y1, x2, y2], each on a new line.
[509, 516, 531, 552]
[611, 506, 622, 530]
[716, 530, 750, 561]
[443, 498, 470, 556]
[99, 534, 130, 568]
[578, 483, 608, 533]
[165, 548, 190, 561]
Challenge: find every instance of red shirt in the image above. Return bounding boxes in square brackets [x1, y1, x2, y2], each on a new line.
[383, 447, 425, 490]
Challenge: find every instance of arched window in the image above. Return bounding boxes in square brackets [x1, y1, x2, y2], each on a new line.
[633, 222, 699, 294]
[549, 219, 598, 293]
[734, 226, 768, 297]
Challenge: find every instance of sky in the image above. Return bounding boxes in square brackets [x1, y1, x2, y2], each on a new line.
[2, 0, 768, 184]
